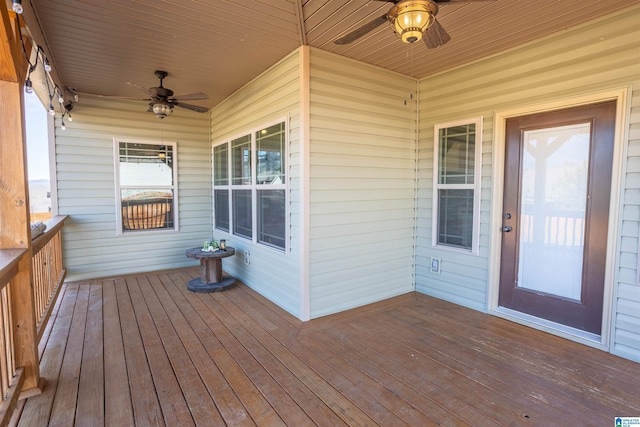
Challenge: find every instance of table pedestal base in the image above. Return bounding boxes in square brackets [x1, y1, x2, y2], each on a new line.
[187, 276, 237, 293]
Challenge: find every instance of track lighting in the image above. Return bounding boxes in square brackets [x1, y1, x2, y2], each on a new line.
[12, 0, 23, 14]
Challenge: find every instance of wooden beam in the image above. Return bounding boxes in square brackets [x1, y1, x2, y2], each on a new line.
[0, 6, 42, 396]
[0, 6, 26, 82]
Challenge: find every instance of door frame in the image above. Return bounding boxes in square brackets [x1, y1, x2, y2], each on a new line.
[488, 87, 631, 351]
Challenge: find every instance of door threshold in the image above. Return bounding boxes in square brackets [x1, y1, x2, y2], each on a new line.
[491, 306, 607, 351]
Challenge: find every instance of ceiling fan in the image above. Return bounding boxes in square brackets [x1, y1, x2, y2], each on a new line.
[128, 70, 209, 119]
[334, 0, 488, 48]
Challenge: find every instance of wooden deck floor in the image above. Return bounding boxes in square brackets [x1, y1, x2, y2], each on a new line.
[10, 267, 640, 426]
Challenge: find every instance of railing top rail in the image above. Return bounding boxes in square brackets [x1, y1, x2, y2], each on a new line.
[31, 216, 68, 254]
[0, 249, 28, 291]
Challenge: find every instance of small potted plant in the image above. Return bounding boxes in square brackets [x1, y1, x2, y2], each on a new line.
[202, 238, 220, 252]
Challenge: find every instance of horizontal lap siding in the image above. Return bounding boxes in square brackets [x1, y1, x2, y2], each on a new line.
[308, 49, 416, 318]
[416, 6, 640, 361]
[209, 50, 301, 317]
[56, 96, 210, 279]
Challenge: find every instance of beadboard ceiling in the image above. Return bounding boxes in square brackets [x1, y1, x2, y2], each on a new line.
[18, 0, 639, 111]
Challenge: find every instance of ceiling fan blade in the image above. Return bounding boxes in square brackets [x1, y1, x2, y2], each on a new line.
[423, 17, 451, 49]
[172, 92, 209, 101]
[174, 102, 209, 113]
[126, 82, 155, 96]
[77, 91, 151, 101]
[334, 14, 389, 45]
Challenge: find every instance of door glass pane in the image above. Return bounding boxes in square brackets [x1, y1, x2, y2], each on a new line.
[517, 123, 590, 300]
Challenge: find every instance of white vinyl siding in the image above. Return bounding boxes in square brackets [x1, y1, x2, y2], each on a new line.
[55, 95, 210, 280]
[308, 49, 416, 318]
[416, 6, 640, 361]
[209, 50, 301, 317]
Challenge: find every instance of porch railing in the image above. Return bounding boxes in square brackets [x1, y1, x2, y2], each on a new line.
[0, 249, 27, 427]
[31, 216, 67, 341]
[0, 216, 66, 426]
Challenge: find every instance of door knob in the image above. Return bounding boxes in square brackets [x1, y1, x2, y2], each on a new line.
[502, 226, 512, 232]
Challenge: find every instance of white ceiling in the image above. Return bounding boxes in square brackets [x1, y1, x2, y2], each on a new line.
[18, 0, 640, 112]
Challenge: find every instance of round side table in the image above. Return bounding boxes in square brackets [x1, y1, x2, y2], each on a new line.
[185, 247, 236, 292]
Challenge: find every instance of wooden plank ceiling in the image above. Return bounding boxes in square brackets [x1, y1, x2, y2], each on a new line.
[20, 0, 639, 111]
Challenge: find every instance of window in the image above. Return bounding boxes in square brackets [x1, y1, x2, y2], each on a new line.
[213, 121, 287, 251]
[115, 139, 177, 234]
[433, 118, 482, 252]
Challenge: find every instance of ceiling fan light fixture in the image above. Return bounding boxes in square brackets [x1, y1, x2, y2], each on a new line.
[152, 101, 173, 119]
[390, 1, 437, 44]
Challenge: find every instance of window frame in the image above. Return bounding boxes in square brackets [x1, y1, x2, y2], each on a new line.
[432, 117, 483, 254]
[114, 138, 179, 236]
[212, 118, 289, 253]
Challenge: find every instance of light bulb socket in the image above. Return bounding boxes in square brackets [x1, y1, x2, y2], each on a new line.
[44, 59, 52, 73]
[67, 113, 73, 122]
[12, 0, 23, 14]
[58, 94, 64, 103]
[48, 104, 56, 116]
[25, 78, 33, 94]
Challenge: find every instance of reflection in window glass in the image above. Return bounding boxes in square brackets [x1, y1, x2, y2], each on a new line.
[213, 121, 287, 250]
[214, 144, 228, 186]
[257, 123, 285, 185]
[439, 125, 475, 185]
[231, 134, 251, 185]
[118, 141, 175, 232]
[214, 189, 229, 232]
[434, 119, 480, 252]
[258, 190, 285, 249]
[438, 189, 473, 250]
[233, 189, 252, 239]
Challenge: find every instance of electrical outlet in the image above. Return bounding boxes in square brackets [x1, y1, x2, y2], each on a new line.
[244, 250, 250, 265]
[430, 257, 441, 274]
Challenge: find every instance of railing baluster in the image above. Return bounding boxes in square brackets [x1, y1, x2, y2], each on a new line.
[30, 217, 67, 342]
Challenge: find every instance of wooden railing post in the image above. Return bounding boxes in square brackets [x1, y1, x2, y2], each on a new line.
[0, 6, 42, 396]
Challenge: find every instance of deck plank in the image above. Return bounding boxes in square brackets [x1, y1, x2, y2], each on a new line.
[75, 284, 104, 426]
[102, 279, 134, 426]
[48, 284, 89, 426]
[115, 277, 164, 426]
[172, 270, 311, 427]
[125, 276, 195, 426]
[137, 274, 226, 425]
[158, 271, 283, 426]
[192, 284, 348, 425]
[14, 267, 640, 427]
[16, 284, 78, 427]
